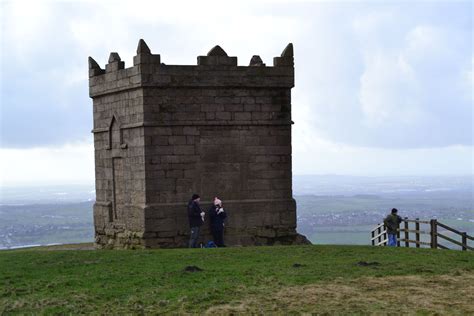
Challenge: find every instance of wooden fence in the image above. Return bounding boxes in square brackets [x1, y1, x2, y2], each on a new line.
[371, 218, 473, 251]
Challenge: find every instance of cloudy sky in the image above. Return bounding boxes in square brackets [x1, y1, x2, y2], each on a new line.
[0, 0, 472, 186]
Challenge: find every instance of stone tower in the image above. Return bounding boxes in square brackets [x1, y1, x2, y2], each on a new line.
[89, 39, 309, 248]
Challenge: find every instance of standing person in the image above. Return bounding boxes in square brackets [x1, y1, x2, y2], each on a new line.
[188, 194, 205, 248]
[208, 197, 227, 247]
[384, 208, 402, 247]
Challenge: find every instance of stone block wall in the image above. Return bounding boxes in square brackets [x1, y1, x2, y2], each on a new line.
[89, 39, 309, 248]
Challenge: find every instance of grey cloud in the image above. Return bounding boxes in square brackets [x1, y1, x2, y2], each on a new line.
[1, 1, 471, 150]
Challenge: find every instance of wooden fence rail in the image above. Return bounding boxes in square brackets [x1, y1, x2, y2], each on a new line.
[370, 218, 473, 251]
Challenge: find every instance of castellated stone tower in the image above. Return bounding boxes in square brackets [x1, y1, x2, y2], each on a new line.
[88, 39, 309, 248]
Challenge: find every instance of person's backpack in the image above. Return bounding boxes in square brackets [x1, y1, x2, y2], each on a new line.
[205, 241, 217, 248]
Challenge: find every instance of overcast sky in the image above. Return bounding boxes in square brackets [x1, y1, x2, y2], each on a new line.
[0, 0, 472, 186]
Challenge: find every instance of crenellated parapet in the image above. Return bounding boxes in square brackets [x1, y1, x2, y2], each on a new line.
[89, 40, 294, 98]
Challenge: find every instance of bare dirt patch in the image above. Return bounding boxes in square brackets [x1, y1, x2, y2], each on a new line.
[206, 272, 474, 315]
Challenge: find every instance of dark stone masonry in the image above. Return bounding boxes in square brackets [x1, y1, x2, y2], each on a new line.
[88, 39, 310, 248]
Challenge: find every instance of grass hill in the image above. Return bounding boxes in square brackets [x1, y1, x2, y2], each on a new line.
[1, 244, 473, 314]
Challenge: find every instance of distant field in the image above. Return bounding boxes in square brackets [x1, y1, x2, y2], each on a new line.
[296, 194, 474, 245]
[1, 196, 473, 248]
[0, 202, 94, 249]
[1, 176, 472, 248]
[1, 245, 473, 314]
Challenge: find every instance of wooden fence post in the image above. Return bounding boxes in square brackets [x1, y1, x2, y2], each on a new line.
[404, 217, 409, 247]
[462, 233, 467, 251]
[371, 229, 375, 246]
[430, 219, 438, 249]
[396, 227, 401, 247]
[415, 218, 420, 248]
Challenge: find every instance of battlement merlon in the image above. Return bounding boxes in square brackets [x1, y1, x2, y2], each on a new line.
[88, 40, 294, 98]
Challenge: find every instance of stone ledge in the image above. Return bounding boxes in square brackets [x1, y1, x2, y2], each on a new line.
[91, 120, 294, 133]
[143, 198, 296, 208]
[89, 65, 294, 97]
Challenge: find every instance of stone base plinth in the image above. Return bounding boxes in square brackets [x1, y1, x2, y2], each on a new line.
[94, 199, 310, 249]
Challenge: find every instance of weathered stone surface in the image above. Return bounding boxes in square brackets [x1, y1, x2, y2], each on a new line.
[273, 43, 294, 67]
[249, 55, 265, 66]
[137, 39, 151, 54]
[133, 39, 161, 66]
[88, 57, 104, 77]
[108, 52, 121, 63]
[197, 45, 238, 66]
[89, 56, 101, 70]
[281, 43, 293, 57]
[89, 41, 308, 248]
[207, 45, 227, 56]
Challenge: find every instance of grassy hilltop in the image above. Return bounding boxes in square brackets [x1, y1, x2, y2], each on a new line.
[1, 245, 473, 314]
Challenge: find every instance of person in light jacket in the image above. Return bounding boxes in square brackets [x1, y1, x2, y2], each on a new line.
[208, 197, 227, 247]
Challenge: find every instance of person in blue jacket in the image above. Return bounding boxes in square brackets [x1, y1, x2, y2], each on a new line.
[208, 197, 227, 247]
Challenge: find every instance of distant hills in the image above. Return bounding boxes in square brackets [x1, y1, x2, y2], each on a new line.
[1, 175, 472, 249]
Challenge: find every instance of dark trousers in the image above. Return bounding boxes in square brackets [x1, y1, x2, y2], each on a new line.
[211, 227, 224, 247]
[189, 226, 201, 248]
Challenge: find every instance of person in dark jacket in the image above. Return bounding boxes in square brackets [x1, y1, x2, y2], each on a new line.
[384, 208, 402, 246]
[188, 194, 205, 248]
[208, 197, 227, 247]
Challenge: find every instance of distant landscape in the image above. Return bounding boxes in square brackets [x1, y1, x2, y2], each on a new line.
[295, 175, 474, 246]
[1, 175, 473, 249]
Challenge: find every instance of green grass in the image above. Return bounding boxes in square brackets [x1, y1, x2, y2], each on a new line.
[1, 245, 473, 314]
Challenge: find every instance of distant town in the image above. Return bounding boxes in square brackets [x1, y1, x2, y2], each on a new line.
[1, 175, 473, 249]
